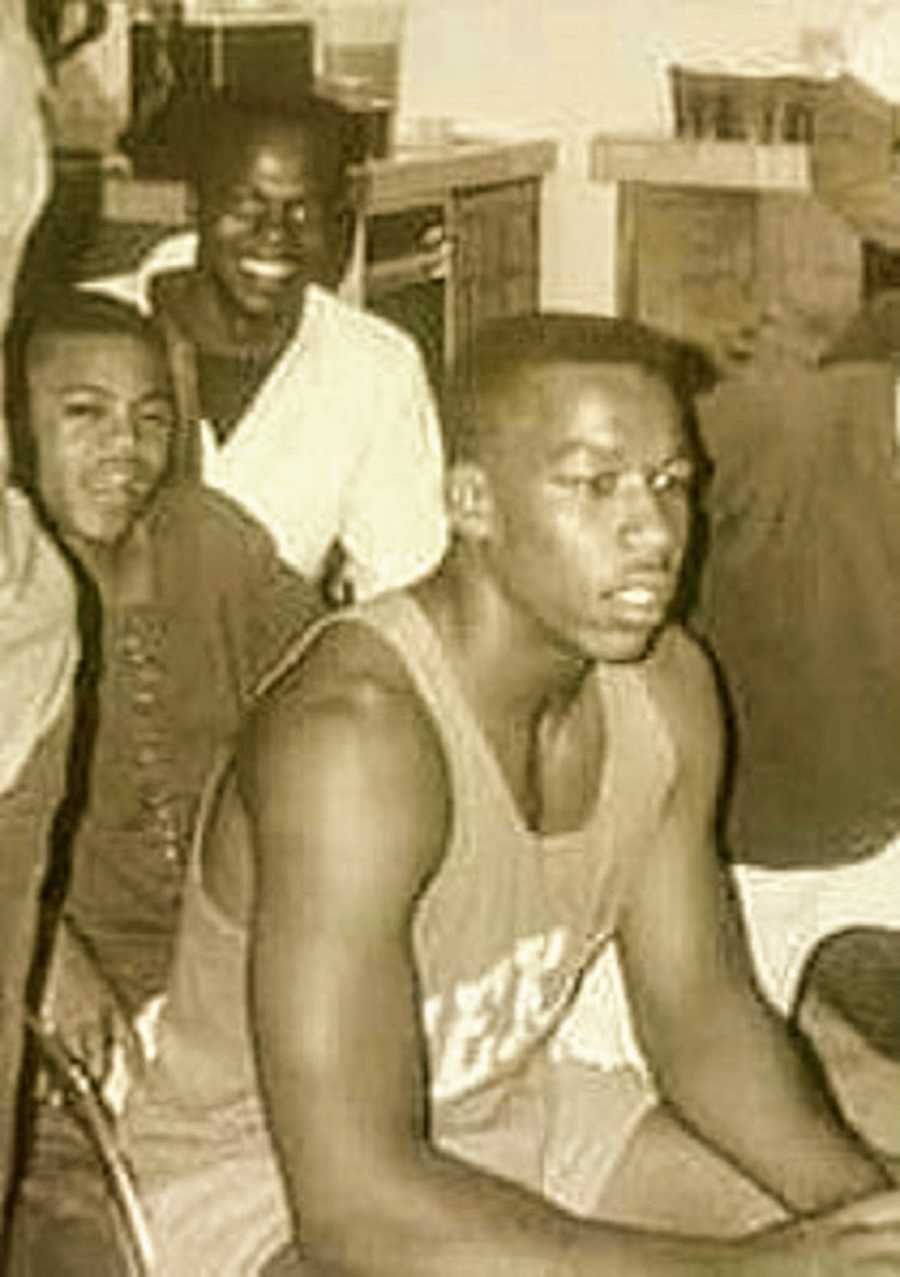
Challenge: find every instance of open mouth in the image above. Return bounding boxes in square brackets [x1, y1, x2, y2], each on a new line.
[606, 580, 672, 625]
[86, 467, 150, 507]
[238, 257, 300, 285]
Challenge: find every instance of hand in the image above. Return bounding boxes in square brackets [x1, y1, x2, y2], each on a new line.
[40, 920, 142, 1098]
[735, 1191, 900, 1276]
[417, 223, 453, 281]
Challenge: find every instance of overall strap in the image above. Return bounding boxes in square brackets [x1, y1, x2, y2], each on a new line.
[158, 309, 203, 481]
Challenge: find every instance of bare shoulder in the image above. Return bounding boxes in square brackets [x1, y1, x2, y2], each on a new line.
[238, 618, 452, 896]
[643, 624, 725, 780]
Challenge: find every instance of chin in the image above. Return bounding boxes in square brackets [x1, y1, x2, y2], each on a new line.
[227, 276, 305, 322]
[74, 507, 141, 548]
[588, 624, 664, 665]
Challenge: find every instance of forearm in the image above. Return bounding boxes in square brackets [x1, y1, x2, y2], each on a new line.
[658, 992, 889, 1216]
[302, 1141, 739, 1277]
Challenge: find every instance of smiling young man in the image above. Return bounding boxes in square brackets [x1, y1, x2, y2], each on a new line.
[118, 313, 900, 1277]
[5, 289, 319, 1275]
[99, 94, 447, 603]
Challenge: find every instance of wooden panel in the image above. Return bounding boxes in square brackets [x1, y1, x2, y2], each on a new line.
[592, 138, 811, 191]
[621, 183, 861, 367]
[452, 178, 540, 384]
[627, 184, 758, 355]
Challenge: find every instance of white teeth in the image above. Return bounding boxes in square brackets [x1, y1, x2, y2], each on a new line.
[617, 587, 657, 605]
[89, 470, 143, 500]
[239, 258, 295, 281]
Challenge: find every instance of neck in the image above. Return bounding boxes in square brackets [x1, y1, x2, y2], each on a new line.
[65, 516, 156, 606]
[170, 270, 303, 357]
[415, 546, 592, 733]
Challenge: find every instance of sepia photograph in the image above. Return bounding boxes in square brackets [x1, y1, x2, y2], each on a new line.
[2, 1, 900, 1272]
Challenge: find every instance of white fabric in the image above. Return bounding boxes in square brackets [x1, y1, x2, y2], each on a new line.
[95, 234, 448, 598]
[0, 8, 48, 481]
[553, 840, 900, 1077]
[0, 489, 78, 795]
[0, 14, 75, 791]
[734, 836, 900, 1013]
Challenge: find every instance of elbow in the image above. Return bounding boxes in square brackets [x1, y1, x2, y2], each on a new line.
[300, 1207, 424, 1277]
[295, 1149, 437, 1277]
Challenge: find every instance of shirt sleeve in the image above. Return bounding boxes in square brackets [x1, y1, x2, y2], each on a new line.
[193, 487, 323, 703]
[340, 340, 448, 600]
[0, 488, 78, 794]
[239, 545, 323, 701]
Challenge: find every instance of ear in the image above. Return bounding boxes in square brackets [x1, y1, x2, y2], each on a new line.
[446, 462, 494, 540]
[185, 185, 200, 227]
[328, 170, 368, 286]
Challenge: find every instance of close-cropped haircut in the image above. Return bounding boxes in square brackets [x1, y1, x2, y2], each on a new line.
[448, 312, 718, 462]
[175, 92, 359, 212]
[5, 287, 170, 485]
[13, 287, 167, 363]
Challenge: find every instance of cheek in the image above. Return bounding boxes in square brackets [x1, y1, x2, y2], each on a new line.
[37, 436, 80, 502]
[663, 495, 691, 557]
[140, 434, 171, 477]
[203, 220, 243, 273]
[500, 501, 597, 592]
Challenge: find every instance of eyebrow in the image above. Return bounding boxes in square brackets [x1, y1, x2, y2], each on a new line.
[51, 383, 173, 402]
[548, 440, 692, 467]
[548, 440, 624, 465]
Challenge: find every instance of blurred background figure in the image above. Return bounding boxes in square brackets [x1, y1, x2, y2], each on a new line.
[0, 0, 79, 1239]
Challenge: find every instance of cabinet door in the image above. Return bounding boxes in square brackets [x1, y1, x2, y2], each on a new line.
[452, 178, 541, 385]
[618, 184, 758, 359]
[618, 183, 860, 365]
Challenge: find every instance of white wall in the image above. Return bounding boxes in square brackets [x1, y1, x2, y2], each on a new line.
[398, 0, 873, 311]
[53, 1, 898, 309]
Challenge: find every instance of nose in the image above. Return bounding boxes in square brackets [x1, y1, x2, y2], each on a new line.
[98, 403, 139, 456]
[617, 475, 677, 555]
[257, 201, 293, 248]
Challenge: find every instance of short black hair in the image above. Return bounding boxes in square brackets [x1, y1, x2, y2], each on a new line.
[5, 287, 170, 485]
[449, 312, 718, 461]
[176, 92, 359, 212]
[14, 287, 167, 362]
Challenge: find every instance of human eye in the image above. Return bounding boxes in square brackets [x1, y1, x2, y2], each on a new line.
[649, 457, 695, 496]
[222, 189, 266, 225]
[60, 394, 105, 426]
[136, 399, 175, 437]
[285, 201, 307, 231]
[566, 470, 620, 498]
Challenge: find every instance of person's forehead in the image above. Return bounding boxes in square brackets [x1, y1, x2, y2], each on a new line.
[213, 123, 319, 191]
[492, 359, 686, 455]
[28, 330, 167, 385]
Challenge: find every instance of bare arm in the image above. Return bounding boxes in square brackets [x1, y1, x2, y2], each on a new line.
[238, 640, 739, 1277]
[237, 631, 900, 1277]
[619, 635, 890, 1217]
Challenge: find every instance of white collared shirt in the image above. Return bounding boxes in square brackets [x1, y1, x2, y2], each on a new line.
[96, 233, 448, 598]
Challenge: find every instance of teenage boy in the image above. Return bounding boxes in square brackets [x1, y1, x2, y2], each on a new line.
[122, 315, 900, 1277]
[6, 287, 319, 1275]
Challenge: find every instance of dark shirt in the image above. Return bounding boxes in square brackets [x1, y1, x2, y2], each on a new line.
[691, 360, 900, 868]
[63, 483, 320, 1013]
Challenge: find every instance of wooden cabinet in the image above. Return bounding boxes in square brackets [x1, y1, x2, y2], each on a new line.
[451, 177, 541, 388]
[361, 141, 552, 403]
[615, 181, 861, 365]
[90, 136, 554, 403]
[593, 138, 863, 366]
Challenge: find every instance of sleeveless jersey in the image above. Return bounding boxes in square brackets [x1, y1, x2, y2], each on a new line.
[125, 593, 684, 1274]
